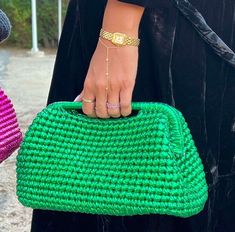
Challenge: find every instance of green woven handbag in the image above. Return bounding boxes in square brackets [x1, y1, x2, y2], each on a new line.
[16, 102, 208, 217]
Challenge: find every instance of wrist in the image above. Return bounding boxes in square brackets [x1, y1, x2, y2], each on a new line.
[101, 24, 139, 38]
[102, 0, 144, 37]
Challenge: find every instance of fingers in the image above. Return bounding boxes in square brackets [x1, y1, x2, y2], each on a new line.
[120, 85, 133, 117]
[107, 88, 121, 118]
[80, 83, 133, 118]
[95, 80, 109, 118]
[82, 96, 96, 118]
[82, 83, 96, 118]
[82, 78, 110, 119]
[78, 81, 133, 118]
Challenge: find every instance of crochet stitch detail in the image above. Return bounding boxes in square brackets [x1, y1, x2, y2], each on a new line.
[16, 102, 208, 217]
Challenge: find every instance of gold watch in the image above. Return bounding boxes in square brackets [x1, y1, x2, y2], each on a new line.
[99, 28, 140, 47]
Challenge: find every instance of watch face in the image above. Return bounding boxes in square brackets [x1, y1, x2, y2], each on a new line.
[112, 33, 126, 45]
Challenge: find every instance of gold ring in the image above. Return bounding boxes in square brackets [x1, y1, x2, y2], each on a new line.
[82, 97, 95, 103]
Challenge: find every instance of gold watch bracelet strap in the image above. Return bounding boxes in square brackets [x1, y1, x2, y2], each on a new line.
[99, 28, 140, 47]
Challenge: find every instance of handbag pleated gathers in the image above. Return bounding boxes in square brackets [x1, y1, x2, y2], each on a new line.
[16, 102, 208, 217]
[0, 88, 22, 163]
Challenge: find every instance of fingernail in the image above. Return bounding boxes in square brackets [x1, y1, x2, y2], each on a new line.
[74, 94, 82, 102]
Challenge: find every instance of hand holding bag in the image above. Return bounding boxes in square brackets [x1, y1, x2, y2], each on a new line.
[16, 102, 208, 217]
[0, 88, 22, 163]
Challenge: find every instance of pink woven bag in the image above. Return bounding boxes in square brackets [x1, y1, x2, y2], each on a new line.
[0, 87, 22, 163]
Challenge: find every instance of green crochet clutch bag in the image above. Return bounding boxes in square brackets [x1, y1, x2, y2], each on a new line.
[16, 102, 208, 217]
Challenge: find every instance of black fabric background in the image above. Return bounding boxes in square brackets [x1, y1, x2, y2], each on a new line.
[31, 0, 235, 231]
[118, 0, 149, 7]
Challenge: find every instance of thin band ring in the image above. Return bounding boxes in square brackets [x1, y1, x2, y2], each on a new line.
[106, 102, 121, 109]
[82, 97, 95, 103]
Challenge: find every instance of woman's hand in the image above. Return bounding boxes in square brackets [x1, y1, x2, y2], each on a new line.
[80, 38, 139, 118]
[75, 0, 144, 118]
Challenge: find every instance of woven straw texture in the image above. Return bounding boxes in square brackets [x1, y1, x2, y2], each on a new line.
[17, 102, 208, 217]
[0, 88, 22, 163]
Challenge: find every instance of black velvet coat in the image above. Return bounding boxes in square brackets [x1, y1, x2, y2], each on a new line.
[31, 0, 235, 231]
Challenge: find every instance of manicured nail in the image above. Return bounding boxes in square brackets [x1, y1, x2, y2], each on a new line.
[74, 94, 82, 102]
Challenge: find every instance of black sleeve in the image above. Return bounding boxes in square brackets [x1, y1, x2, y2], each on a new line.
[118, 0, 171, 8]
[118, 0, 148, 7]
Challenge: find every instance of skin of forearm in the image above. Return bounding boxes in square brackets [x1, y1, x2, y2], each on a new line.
[102, 0, 145, 37]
